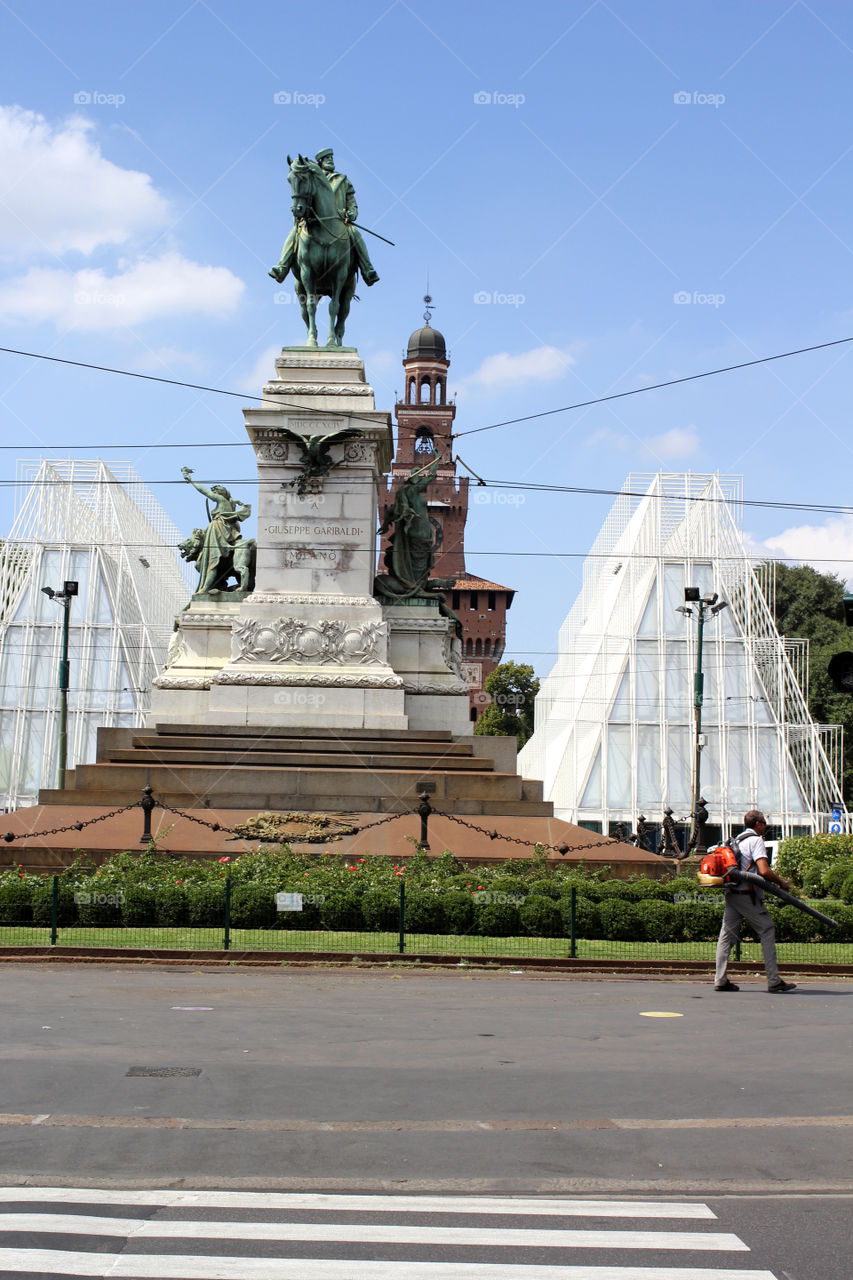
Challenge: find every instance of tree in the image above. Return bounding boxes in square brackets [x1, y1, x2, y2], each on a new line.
[474, 662, 539, 748]
[770, 562, 853, 799]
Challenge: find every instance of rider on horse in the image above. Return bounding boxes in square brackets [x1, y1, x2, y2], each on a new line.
[270, 148, 379, 287]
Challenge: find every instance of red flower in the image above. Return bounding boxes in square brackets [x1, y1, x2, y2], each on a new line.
[357, 857, 365, 863]
[218, 856, 230, 864]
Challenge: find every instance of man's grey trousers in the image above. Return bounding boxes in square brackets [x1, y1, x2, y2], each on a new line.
[715, 890, 780, 988]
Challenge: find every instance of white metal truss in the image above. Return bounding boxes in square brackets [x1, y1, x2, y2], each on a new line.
[519, 472, 847, 838]
[0, 459, 191, 809]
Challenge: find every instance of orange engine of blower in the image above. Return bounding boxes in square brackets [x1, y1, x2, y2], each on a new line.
[697, 847, 738, 886]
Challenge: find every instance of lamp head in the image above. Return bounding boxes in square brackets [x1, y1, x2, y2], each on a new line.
[710, 600, 729, 615]
[675, 605, 693, 616]
[684, 586, 701, 602]
[702, 592, 718, 605]
[41, 586, 55, 599]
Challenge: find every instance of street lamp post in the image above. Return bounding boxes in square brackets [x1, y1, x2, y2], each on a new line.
[41, 580, 78, 791]
[676, 587, 728, 857]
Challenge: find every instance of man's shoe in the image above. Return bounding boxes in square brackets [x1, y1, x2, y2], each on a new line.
[362, 269, 379, 286]
[768, 979, 797, 993]
[714, 980, 739, 991]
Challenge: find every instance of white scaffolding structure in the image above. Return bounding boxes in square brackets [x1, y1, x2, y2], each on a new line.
[0, 460, 191, 809]
[519, 472, 846, 838]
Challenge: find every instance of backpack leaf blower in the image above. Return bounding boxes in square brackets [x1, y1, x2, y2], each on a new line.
[698, 847, 839, 929]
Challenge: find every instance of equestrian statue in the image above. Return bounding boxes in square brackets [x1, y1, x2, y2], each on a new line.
[269, 148, 381, 348]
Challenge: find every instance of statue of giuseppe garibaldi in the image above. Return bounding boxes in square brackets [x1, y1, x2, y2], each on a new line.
[270, 148, 379, 288]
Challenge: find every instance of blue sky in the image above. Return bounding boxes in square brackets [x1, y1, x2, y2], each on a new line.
[1, 1, 853, 668]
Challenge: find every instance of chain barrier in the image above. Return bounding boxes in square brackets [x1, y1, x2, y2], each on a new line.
[156, 803, 228, 834]
[351, 812, 410, 834]
[5, 790, 621, 859]
[3, 801, 142, 845]
[157, 802, 409, 840]
[433, 809, 621, 857]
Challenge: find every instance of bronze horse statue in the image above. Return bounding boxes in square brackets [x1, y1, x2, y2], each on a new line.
[277, 154, 357, 348]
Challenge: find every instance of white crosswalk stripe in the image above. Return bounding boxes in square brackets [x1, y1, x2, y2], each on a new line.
[0, 1188, 781, 1280]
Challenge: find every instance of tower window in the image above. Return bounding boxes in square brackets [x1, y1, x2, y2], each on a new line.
[487, 591, 496, 611]
[452, 591, 460, 610]
[469, 592, 478, 610]
[420, 378, 431, 403]
[414, 426, 434, 455]
[470, 706, 478, 722]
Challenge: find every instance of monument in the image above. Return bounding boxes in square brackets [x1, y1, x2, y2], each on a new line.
[149, 149, 469, 733]
[12, 150, 664, 880]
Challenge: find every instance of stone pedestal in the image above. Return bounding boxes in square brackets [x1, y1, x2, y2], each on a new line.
[148, 602, 241, 724]
[156, 350, 404, 728]
[151, 348, 469, 733]
[385, 602, 472, 733]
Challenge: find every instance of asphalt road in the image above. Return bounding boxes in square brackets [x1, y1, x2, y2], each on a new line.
[1, 964, 851, 1193]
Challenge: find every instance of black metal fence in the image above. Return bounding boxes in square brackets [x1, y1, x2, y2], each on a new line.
[2, 879, 851, 966]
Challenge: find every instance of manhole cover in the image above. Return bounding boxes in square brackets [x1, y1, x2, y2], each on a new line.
[126, 1066, 202, 1078]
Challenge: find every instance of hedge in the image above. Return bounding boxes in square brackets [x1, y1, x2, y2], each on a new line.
[0, 848, 850, 945]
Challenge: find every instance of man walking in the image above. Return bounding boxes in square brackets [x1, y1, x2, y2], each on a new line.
[714, 809, 797, 993]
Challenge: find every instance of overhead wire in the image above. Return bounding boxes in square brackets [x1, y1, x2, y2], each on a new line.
[1, 333, 852, 446]
[4, 467, 853, 518]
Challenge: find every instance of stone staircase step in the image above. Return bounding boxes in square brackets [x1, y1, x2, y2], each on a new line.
[126, 734, 473, 758]
[36, 788, 549, 818]
[107, 748, 491, 772]
[38, 725, 552, 824]
[66, 761, 526, 809]
[154, 722, 456, 742]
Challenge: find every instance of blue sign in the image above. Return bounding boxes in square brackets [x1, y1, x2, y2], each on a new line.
[829, 803, 843, 835]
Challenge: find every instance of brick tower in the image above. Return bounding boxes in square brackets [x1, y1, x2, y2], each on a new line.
[380, 303, 515, 724]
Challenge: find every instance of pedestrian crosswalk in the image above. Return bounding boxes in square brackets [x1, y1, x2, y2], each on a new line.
[0, 1189, 780, 1279]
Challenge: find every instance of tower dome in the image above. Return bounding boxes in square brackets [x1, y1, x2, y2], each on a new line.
[406, 323, 446, 361]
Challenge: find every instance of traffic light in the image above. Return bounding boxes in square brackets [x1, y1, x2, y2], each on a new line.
[829, 594, 853, 692]
[829, 651, 853, 693]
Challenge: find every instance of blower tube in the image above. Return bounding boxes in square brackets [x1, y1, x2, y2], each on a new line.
[726, 868, 839, 929]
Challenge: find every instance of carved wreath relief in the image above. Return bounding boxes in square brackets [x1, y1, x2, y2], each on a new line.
[232, 617, 386, 666]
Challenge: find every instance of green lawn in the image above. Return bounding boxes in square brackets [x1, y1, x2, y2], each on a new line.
[0, 925, 851, 965]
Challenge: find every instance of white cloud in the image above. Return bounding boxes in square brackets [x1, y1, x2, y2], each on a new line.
[238, 344, 279, 392]
[0, 106, 169, 257]
[585, 427, 631, 453]
[133, 346, 207, 375]
[363, 348, 396, 375]
[644, 425, 699, 459]
[757, 515, 853, 586]
[582, 424, 699, 458]
[461, 344, 576, 390]
[0, 252, 245, 330]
